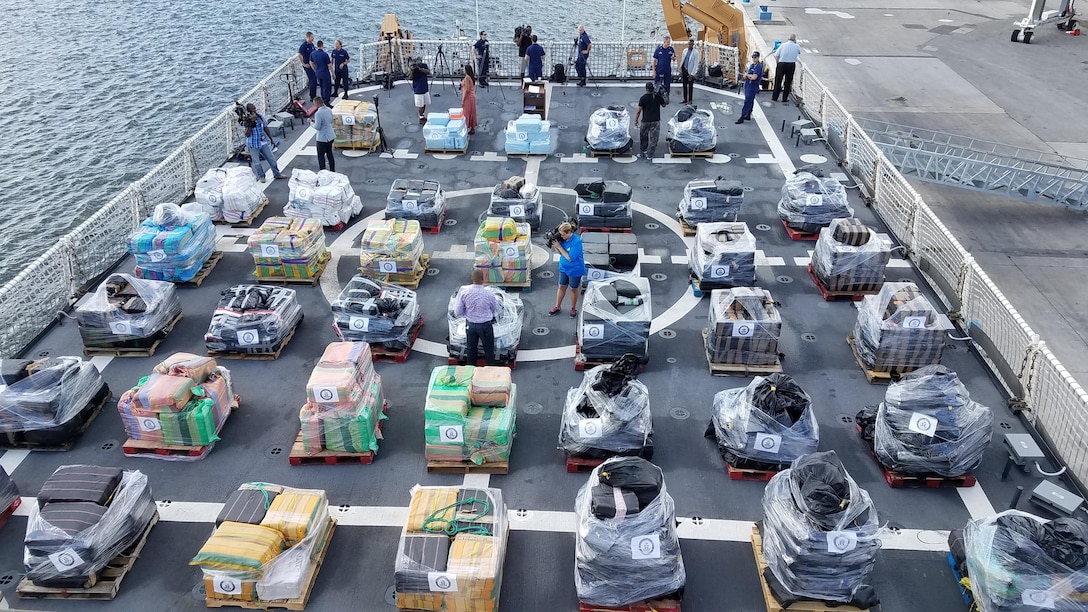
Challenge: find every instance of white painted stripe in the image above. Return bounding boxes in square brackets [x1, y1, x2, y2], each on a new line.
[470, 151, 507, 162]
[524, 156, 542, 186]
[300, 146, 317, 156]
[638, 249, 662, 265]
[957, 483, 997, 520]
[744, 153, 779, 165]
[671, 255, 689, 266]
[216, 239, 249, 253]
[653, 155, 691, 165]
[155, 501, 222, 522]
[0, 451, 30, 475]
[794, 256, 813, 266]
[88, 355, 114, 373]
[559, 154, 598, 164]
[430, 245, 476, 260]
[380, 149, 419, 160]
[753, 104, 797, 176]
[755, 250, 785, 267]
[887, 259, 911, 268]
[462, 473, 491, 489]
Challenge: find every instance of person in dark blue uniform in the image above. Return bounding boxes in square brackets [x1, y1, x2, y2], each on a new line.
[575, 26, 592, 86]
[474, 32, 489, 86]
[652, 36, 675, 95]
[736, 51, 763, 124]
[310, 40, 333, 105]
[331, 40, 351, 99]
[526, 35, 546, 81]
[298, 32, 316, 101]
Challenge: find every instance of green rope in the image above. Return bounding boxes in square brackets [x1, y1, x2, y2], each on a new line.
[243, 482, 274, 510]
[421, 497, 493, 536]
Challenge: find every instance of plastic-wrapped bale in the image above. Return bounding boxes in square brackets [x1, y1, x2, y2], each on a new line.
[24, 466, 156, 587]
[299, 343, 386, 455]
[284, 169, 361, 227]
[489, 176, 544, 230]
[868, 365, 992, 477]
[332, 275, 422, 350]
[395, 486, 508, 611]
[423, 112, 469, 151]
[424, 366, 516, 465]
[559, 355, 653, 460]
[248, 217, 328, 280]
[359, 219, 425, 284]
[220, 167, 267, 224]
[0, 466, 17, 513]
[579, 276, 651, 363]
[193, 484, 332, 602]
[705, 288, 781, 366]
[127, 203, 216, 282]
[963, 510, 1088, 612]
[503, 114, 553, 155]
[812, 218, 892, 293]
[667, 106, 717, 153]
[116, 356, 235, 447]
[761, 451, 881, 608]
[709, 374, 819, 470]
[678, 178, 744, 225]
[194, 168, 229, 221]
[853, 282, 953, 372]
[575, 178, 633, 229]
[474, 217, 531, 285]
[0, 358, 108, 447]
[332, 99, 380, 149]
[777, 172, 853, 234]
[386, 179, 447, 228]
[691, 222, 756, 287]
[75, 274, 182, 349]
[205, 285, 303, 354]
[447, 287, 524, 364]
[586, 105, 633, 153]
[574, 457, 685, 607]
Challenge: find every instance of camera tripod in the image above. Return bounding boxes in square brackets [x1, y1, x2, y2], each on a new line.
[372, 94, 391, 154]
[432, 44, 458, 94]
[477, 46, 507, 102]
[568, 39, 600, 92]
[382, 33, 396, 90]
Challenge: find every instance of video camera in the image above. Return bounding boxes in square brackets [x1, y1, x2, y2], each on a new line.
[514, 25, 531, 40]
[543, 218, 578, 248]
[233, 101, 257, 129]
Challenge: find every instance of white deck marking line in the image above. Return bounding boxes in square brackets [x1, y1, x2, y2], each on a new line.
[755, 250, 785, 267]
[430, 244, 476, 260]
[560, 153, 598, 164]
[753, 103, 796, 176]
[671, 255, 689, 266]
[380, 148, 419, 160]
[653, 155, 691, 165]
[887, 259, 911, 268]
[470, 151, 507, 162]
[88, 356, 114, 373]
[321, 209, 387, 304]
[638, 249, 662, 265]
[0, 451, 30, 475]
[462, 473, 491, 489]
[524, 156, 542, 185]
[794, 255, 813, 267]
[957, 482, 997, 520]
[744, 153, 779, 165]
[299, 146, 317, 156]
[216, 238, 249, 253]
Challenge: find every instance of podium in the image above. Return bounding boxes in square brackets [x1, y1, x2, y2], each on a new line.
[522, 81, 547, 119]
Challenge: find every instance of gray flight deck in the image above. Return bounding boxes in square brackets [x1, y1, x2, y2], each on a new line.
[0, 32, 1075, 612]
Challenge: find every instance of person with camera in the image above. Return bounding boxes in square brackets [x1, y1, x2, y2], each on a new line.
[575, 26, 592, 87]
[297, 32, 316, 101]
[331, 40, 351, 99]
[548, 222, 586, 317]
[455, 269, 500, 365]
[461, 64, 478, 135]
[515, 25, 532, 79]
[312, 96, 335, 172]
[243, 103, 286, 182]
[474, 31, 490, 87]
[634, 82, 666, 160]
[526, 35, 546, 82]
[409, 59, 431, 124]
[309, 40, 333, 105]
[652, 35, 675, 96]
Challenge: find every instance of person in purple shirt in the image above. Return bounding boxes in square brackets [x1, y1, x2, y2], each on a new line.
[298, 32, 316, 101]
[309, 40, 333, 105]
[455, 269, 500, 365]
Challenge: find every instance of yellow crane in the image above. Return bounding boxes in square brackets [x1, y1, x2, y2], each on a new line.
[661, 0, 749, 65]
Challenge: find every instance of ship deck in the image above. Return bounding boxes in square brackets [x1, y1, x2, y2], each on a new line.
[0, 79, 1044, 611]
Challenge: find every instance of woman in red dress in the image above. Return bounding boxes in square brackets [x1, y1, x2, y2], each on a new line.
[461, 64, 478, 135]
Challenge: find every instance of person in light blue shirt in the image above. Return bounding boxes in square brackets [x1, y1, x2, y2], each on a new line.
[771, 34, 802, 103]
[312, 96, 336, 172]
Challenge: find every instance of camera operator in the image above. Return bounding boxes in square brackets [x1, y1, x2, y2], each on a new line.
[548, 222, 586, 317]
[474, 31, 489, 87]
[575, 26, 592, 87]
[515, 25, 532, 79]
[242, 103, 286, 182]
[409, 58, 431, 124]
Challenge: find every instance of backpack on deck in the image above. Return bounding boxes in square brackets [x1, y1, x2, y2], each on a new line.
[551, 63, 566, 83]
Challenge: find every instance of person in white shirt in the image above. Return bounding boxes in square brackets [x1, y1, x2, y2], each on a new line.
[771, 33, 802, 103]
[679, 39, 699, 105]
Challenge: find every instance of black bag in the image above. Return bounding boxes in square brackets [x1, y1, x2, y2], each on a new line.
[551, 63, 566, 83]
[708, 64, 723, 78]
[655, 82, 669, 106]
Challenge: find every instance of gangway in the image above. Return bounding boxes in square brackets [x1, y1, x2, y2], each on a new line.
[857, 118, 1088, 211]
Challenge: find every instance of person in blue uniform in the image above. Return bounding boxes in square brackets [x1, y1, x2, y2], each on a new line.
[652, 36, 675, 95]
[331, 40, 351, 99]
[735, 51, 763, 124]
[474, 32, 489, 86]
[575, 26, 592, 86]
[526, 35, 546, 81]
[309, 41, 333, 105]
[298, 32, 316, 101]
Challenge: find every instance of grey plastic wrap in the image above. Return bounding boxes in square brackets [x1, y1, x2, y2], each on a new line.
[691, 222, 757, 286]
[0, 467, 17, 512]
[812, 219, 892, 293]
[331, 275, 421, 350]
[678, 178, 743, 225]
[873, 365, 993, 477]
[489, 182, 543, 229]
[586, 106, 632, 151]
[558, 364, 653, 457]
[579, 276, 651, 362]
[706, 288, 781, 366]
[386, 179, 447, 227]
[447, 286, 524, 363]
[220, 167, 266, 224]
[964, 510, 1088, 612]
[0, 358, 105, 434]
[76, 274, 182, 348]
[205, 285, 303, 354]
[853, 282, 953, 370]
[285, 169, 362, 227]
[710, 374, 819, 467]
[24, 468, 156, 585]
[194, 168, 229, 221]
[667, 106, 717, 153]
[575, 457, 685, 607]
[777, 172, 853, 234]
[762, 451, 881, 605]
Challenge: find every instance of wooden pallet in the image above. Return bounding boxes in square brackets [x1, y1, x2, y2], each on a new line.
[483, 278, 531, 291]
[214, 198, 269, 227]
[289, 402, 388, 466]
[370, 319, 423, 363]
[846, 335, 921, 384]
[566, 455, 606, 473]
[0, 497, 22, 531]
[365, 254, 431, 290]
[420, 214, 445, 234]
[587, 149, 635, 159]
[334, 140, 380, 151]
[16, 512, 158, 600]
[426, 459, 509, 475]
[574, 344, 645, 373]
[781, 219, 820, 241]
[857, 428, 977, 488]
[424, 143, 470, 155]
[255, 251, 331, 286]
[579, 597, 682, 612]
[806, 264, 878, 302]
[180, 251, 224, 287]
[0, 383, 111, 451]
[82, 313, 183, 358]
[727, 464, 779, 482]
[946, 552, 980, 610]
[703, 330, 783, 377]
[208, 324, 299, 361]
[205, 517, 337, 610]
[122, 396, 240, 459]
[579, 226, 633, 234]
[751, 527, 869, 612]
[667, 148, 715, 158]
[679, 218, 697, 236]
[505, 152, 548, 158]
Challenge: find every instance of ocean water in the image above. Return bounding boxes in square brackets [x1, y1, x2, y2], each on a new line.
[0, 1, 662, 284]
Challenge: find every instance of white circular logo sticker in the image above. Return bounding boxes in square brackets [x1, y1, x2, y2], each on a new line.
[583, 324, 604, 339]
[754, 433, 782, 454]
[379, 260, 398, 273]
[215, 576, 243, 594]
[509, 204, 525, 217]
[630, 534, 661, 559]
[237, 329, 260, 346]
[48, 548, 85, 571]
[109, 321, 133, 335]
[261, 244, 281, 258]
[732, 324, 754, 338]
[138, 417, 162, 432]
[516, 132, 528, 141]
[501, 243, 518, 259]
[148, 249, 167, 263]
[427, 571, 458, 592]
[908, 412, 937, 438]
[903, 315, 926, 329]
[440, 425, 464, 443]
[690, 197, 707, 211]
[826, 531, 858, 554]
[1021, 590, 1057, 608]
[349, 316, 369, 331]
[711, 265, 730, 278]
[314, 386, 339, 403]
[806, 194, 822, 206]
[580, 202, 594, 216]
[606, 118, 619, 129]
[587, 268, 605, 281]
[207, 193, 221, 204]
[342, 114, 356, 126]
[578, 418, 603, 439]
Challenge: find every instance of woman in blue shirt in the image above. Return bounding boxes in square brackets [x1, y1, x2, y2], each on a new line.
[549, 222, 586, 317]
